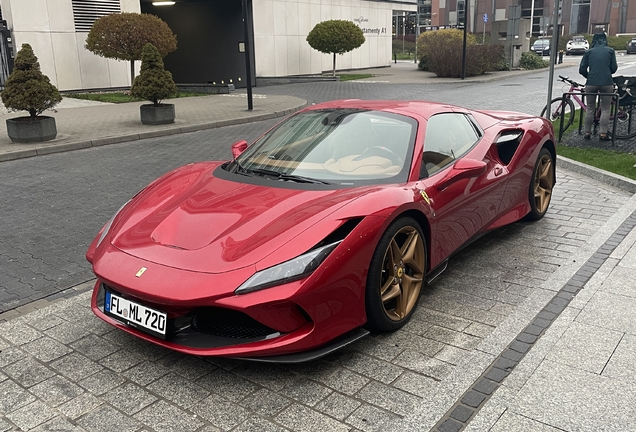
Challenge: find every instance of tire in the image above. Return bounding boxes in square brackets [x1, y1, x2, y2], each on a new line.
[365, 217, 427, 332]
[525, 147, 555, 221]
[607, 106, 636, 139]
[541, 97, 575, 133]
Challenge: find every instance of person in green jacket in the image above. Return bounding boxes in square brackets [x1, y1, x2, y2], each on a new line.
[579, 32, 618, 141]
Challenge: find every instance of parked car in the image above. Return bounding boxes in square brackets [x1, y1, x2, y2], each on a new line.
[627, 38, 636, 54]
[531, 39, 550, 56]
[566, 35, 589, 55]
[86, 99, 556, 361]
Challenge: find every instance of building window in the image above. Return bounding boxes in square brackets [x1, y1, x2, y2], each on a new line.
[72, 0, 121, 32]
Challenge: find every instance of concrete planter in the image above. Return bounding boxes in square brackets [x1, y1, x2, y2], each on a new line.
[6, 116, 57, 143]
[140, 103, 175, 125]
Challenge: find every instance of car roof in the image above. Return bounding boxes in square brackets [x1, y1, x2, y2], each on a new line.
[302, 100, 461, 120]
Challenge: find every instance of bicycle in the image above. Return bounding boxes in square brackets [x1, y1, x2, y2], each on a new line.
[541, 75, 636, 139]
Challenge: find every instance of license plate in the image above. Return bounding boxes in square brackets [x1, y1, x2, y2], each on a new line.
[104, 291, 167, 339]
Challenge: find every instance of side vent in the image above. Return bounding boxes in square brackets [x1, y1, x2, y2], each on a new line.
[72, 0, 121, 32]
[494, 130, 524, 165]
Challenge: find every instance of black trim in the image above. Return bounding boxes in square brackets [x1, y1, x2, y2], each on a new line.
[234, 327, 370, 363]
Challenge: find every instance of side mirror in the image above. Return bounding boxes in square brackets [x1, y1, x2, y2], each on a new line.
[231, 140, 248, 159]
[434, 159, 487, 190]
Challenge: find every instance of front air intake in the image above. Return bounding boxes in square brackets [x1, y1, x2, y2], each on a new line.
[192, 308, 278, 339]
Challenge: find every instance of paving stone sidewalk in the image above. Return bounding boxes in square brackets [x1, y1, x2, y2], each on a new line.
[1, 165, 635, 432]
[0, 93, 306, 162]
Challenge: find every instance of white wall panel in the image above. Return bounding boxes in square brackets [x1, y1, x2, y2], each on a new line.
[51, 32, 82, 90]
[254, 35, 276, 76]
[76, 35, 113, 89]
[285, 1, 299, 35]
[12, 31, 56, 84]
[274, 35, 288, 75]
[11, 0, 50, 32]
[298, 35, 312, 75]
[297, 2, 312, 35]
[273, 1, 287, 36]
[48, 0, 75, 32]
[287, 36, 300, 75]
[107, 58, 131, 88]
[253, 1, 274, 35]
[120, 0, 141, 12]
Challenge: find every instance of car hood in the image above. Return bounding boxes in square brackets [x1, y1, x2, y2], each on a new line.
[109, 162, 366, 273]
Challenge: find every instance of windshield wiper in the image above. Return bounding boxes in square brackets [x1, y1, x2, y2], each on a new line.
[248, 168, 332, 185]
[232, 158, 252, 176]
[277, 173, 333, 185]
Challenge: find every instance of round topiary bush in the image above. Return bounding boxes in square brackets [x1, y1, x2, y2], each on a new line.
[1, 43, 62, 119]
[307, 20, 365, 76]
[519, 52, 549, 70]
[131, 43, 178, 107]
[86, 12, 177, 86]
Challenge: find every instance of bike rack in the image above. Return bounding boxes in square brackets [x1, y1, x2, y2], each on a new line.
[555, 91, 621, 145]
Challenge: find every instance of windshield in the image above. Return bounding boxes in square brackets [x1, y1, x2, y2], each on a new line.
[232, 109, 417, 185]
[533, 40, 549, 47]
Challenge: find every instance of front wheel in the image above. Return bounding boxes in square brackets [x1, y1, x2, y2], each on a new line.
[365, 217, 427, 332]
[541, 97, 575, 133]
[525, 148, 555, 221]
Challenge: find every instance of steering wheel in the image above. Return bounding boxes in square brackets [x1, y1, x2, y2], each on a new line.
[360, 146, 403, 165]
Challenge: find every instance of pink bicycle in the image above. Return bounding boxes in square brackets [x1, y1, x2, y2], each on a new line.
[541, 75, 636, 139]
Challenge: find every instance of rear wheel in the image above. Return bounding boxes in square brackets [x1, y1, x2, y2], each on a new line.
[365, 217, 426, 332]
[541, 97, 575, 133]
[525, 148, 555, 221]
[608, 106, 636, 139]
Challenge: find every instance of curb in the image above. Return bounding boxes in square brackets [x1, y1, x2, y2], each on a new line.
[0, 102, 307, 163]
[557, 155, 636, 194]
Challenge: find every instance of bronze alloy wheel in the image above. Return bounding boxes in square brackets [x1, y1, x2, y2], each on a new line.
[379, 226, 425, 322]
[533, 152, 554, 214]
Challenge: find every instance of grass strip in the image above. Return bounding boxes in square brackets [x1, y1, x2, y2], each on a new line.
[336, 74, 375, 81]
[557, 144, 636, 180]
[63, 91, 204, 104]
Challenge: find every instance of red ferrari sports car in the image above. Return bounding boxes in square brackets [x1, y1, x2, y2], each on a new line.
[87, 100, 556, 362]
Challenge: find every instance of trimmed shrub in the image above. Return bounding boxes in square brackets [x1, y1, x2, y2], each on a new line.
[131, 43, 178, 106]
[519, 51, 549, 69]
[1, 43, 61, 119]
[307, 20, 365, 76]
[416, 30, 504, 77]
[86, 13, 177, 85]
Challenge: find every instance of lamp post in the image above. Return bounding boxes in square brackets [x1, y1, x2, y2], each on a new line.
[241, 0, 253, 111]
[403, 11, 406, 53]
[530, 0, 535, 37]
[461, 0, 468, 79]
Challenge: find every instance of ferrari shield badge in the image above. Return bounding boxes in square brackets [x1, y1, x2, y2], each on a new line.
[420, 190, 430, 205]
[136, 267, 148, 278]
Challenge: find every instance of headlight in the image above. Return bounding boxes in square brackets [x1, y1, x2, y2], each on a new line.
[96, 201, 129, 248]
[235, 240, 342, 295]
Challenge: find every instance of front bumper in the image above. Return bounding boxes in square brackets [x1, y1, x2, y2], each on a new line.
[91, 280, 321, 357]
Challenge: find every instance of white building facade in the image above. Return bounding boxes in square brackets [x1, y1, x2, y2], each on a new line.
[0, 0, 416, 91]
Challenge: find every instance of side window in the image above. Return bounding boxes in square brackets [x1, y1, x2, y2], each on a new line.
[421, 113, 480, 177]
